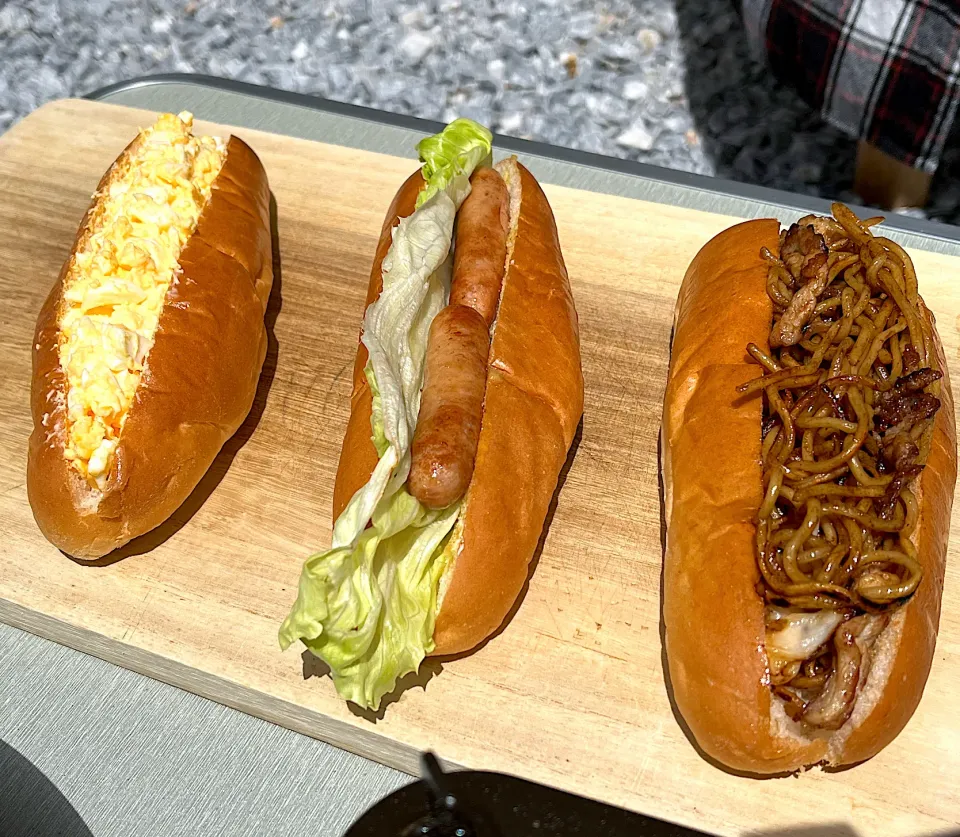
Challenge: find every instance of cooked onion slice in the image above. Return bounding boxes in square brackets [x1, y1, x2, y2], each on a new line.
[765, 607, 844, 662]
[799, 613, 885, 730]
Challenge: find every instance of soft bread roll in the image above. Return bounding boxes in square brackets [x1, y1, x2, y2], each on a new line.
[661, 219, 956, 773]
[28, 118, 273, 559]
[334, 158, 583, 656]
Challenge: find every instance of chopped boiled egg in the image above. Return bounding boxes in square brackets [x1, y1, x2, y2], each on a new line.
[58, 111, 226, 489]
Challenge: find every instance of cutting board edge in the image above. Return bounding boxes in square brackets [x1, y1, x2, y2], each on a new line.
[0, 596, 439, 779]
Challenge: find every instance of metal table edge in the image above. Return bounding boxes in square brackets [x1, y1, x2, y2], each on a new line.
[84, 73, 960, 247]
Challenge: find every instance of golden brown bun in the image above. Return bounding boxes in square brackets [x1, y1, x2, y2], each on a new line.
[661, 219, 957, 774]
[837, 302, 956, 765]
[333, 159, 583, 657]
[434, 159, 583, 654]
[28, 134, 273, 559]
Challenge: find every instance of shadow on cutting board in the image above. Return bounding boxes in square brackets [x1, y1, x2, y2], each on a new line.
[69, 192, 284, 567]
[301, 648, 445, 721]
[0, 739, 94, 837]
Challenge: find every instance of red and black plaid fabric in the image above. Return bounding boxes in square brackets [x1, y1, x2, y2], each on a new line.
[743, 0, 960, 172]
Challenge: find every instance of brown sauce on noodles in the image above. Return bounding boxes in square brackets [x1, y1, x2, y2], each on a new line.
[741, 204, 943, 731]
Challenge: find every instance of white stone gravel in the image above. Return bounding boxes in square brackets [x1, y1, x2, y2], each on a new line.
[1, 0, 959, 222]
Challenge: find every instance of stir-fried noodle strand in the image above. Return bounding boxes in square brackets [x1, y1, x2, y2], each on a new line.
[741, 204, 943, 730]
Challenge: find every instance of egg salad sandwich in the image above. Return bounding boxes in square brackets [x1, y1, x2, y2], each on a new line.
[28, 112, 273, 558]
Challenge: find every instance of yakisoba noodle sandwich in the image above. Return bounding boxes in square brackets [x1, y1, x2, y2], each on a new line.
[280, 119, 583, 709]
[663, 205, 956, 773]
[28, 112, 273, 559]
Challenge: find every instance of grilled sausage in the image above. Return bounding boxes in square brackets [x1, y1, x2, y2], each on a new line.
[450, 167, 509, 326]
[408, 304, 490, 508]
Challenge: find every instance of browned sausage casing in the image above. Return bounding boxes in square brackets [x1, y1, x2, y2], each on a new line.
[408, 304, 490, 509]
[450, 167, 509, 326]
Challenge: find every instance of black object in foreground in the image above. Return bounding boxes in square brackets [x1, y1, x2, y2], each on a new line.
[344, 751, 710, 836]
[0, 739, 95, 837]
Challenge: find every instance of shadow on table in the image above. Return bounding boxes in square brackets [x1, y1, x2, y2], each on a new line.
[922, 121, 960, 223]
[671, 0, 858, 200]
[672, 0, 960, 222]
[0, 739, 94, 837]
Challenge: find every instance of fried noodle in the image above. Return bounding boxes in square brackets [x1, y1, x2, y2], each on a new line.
[741, 205, 943, 730]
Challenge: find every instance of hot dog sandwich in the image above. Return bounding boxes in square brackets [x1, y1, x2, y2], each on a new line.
[279, 119, 583, 709]
[662, 206, 956, 772]
[28, 112, 273, 559]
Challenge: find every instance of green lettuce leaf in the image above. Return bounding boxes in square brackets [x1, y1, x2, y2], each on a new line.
[279, 118, 492, 709]
[415, 118, 493, 209]
[279, 491, 459, 709]
[365, 365, 388, 458]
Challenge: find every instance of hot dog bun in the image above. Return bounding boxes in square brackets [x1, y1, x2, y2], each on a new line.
[661, 219, 956, 773]
[334, 157, 583, 656]
[28, 115, 273, 559]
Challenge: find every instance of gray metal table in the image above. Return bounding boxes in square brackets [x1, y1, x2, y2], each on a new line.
[4, 74, 960, 837]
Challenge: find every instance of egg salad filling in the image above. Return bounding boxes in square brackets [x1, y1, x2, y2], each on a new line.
[58, 112, 226, 489]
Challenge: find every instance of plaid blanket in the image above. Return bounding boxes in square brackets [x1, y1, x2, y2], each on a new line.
[742, 0, 960, 172]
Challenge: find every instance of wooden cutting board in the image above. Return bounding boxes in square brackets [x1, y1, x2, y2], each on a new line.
[1, 98, 959, 837]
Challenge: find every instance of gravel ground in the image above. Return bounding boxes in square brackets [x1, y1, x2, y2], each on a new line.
[3, 0, 960, 223]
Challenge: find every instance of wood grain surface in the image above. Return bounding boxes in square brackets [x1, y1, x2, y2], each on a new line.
[1, 99, 959, 837]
